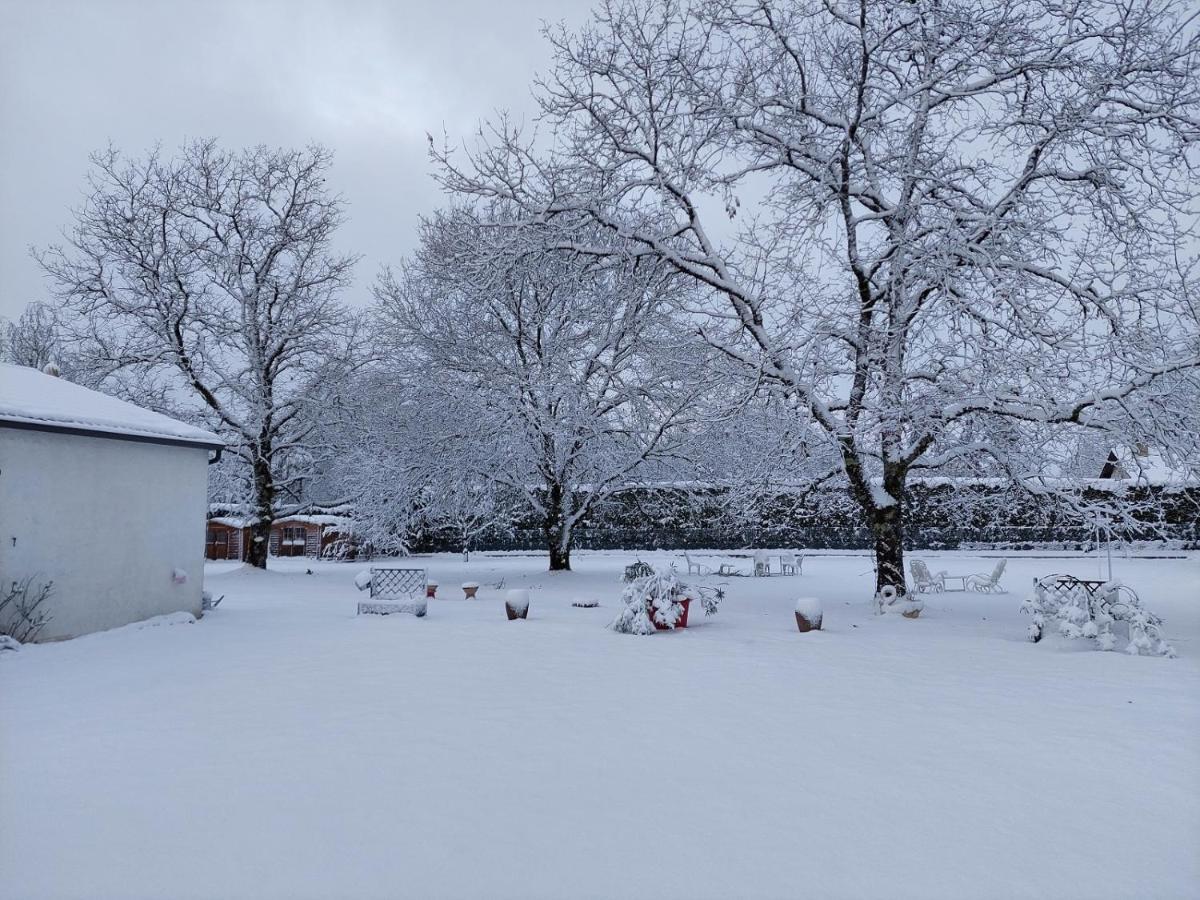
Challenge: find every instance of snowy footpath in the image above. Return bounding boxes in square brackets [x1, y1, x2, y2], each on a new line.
[2, 550, 1198, 900]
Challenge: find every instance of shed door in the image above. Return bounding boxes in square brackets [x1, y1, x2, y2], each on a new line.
[206, 528, 229, 560]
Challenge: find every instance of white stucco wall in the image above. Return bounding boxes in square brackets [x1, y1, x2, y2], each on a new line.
[0, 427, 210, 640]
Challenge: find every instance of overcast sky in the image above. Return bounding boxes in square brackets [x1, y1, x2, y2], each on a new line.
[0, 0, 593, 320]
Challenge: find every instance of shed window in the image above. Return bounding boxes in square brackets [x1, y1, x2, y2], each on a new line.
[283, 526, 306, 545]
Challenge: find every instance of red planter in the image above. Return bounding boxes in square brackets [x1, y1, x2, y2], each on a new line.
[653, 597, 691, 630]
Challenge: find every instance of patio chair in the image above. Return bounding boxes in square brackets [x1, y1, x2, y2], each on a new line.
[909, 560, 944, 593]
[967, 559, 1008, 593]
[684, 551, 712, 576]
[753, 550, 770, 577]
[779, 552, 802, 576]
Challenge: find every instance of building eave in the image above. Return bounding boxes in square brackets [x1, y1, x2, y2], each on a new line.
[0, 417, 225, 459]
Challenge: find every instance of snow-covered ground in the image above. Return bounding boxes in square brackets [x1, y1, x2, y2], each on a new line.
[3, 550, 1198, 900]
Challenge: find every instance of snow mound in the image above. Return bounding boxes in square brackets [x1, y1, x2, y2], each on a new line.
[794, 597, 823, 618]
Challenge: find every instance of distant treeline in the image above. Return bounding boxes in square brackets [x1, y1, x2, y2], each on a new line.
[408, 483, 1200, 553]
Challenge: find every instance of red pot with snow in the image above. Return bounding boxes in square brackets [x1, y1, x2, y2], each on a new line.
[505, 589, 530, 620]
[653, 597, 692, 630]
[794, 596, 823, 632]
[425, 581, 438, 599]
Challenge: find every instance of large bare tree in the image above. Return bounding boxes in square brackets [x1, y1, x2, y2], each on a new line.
[40, 140, 360, 568]
[434, 0, 1200, 593]
[375, 210, 710, 570]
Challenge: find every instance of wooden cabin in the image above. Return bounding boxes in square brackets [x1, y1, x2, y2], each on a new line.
[204, 517, 254, 560]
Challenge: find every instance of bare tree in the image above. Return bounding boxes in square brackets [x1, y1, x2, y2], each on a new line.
[1, 302, 66, 371]
[375, 210, 711, 570]
[39, 141, 360, 568]
[434, 0, 1200, 593]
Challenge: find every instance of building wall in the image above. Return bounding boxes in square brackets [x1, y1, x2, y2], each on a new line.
[0, 428, 210, 640]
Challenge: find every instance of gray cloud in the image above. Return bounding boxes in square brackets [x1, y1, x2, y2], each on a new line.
[0, 0, 593, 319]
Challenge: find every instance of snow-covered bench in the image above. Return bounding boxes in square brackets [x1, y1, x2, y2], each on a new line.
[355, 567, 428, 617]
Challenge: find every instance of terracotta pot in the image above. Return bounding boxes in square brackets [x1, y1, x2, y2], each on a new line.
[425, 583, 438, 598]
[652, 597, 691, 630]
[902, 608, 921, 619]
[462, 584, 479, 599]
[795, 610, 822, 632]
[505, 601, 529, 620]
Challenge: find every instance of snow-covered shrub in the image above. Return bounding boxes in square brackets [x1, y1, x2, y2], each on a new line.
[621, 561, 655, 583]
[0, 577, 54, 643]
[1021, 580, 1175, 657]
[609, 568, 722, 634]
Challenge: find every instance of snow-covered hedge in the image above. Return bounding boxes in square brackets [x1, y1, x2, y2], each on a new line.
[1021, 580, 1175, 657]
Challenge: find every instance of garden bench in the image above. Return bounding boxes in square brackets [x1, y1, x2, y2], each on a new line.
[356, 567, 429, 616]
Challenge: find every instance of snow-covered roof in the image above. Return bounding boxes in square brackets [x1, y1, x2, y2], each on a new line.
[0, 364, 222, 449]
[274, 514, 352, 528]
[209, 516, 256, 528]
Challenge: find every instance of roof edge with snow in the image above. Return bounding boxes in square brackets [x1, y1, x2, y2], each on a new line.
[0, 364, 223, 451]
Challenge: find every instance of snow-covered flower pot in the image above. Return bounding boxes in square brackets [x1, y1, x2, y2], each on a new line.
[654, 597, 691, 630]
[462, 582, 480, 599]
[505, 589, 530, 620]
[794, 596, 823, 632]
[425, 580, 439, 599]
[610, 569, 721, 634]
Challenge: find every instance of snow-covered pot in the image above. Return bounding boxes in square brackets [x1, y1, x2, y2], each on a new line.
[653, 596, 691, 630]
[462, 581, 480, 599]
[794, 596, 823, 632]
[505, 588, 530, 620]
[425, 580, 439, 599]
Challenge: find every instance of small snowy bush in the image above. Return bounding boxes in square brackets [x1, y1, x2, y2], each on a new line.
[1021, 580, 1175, 658]
[0, 577, 54, 643]
[610, 568, 722, 635]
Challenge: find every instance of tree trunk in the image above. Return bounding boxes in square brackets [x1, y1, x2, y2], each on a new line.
[543, 481, 572, 571]
[871, 466, 907, 596]
[872, 504, 906, 596]
[246, 449, 274, 570]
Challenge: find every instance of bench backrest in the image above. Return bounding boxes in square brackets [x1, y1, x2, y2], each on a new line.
[910, 559, 935, 584]
[370, 567, 427, 599]
[990, 559, 1007, 582]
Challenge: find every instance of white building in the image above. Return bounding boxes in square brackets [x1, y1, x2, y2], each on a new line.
[0, 364, 223, 640]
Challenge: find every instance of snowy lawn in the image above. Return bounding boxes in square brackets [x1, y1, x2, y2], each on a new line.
[3, 550, 1198, 900]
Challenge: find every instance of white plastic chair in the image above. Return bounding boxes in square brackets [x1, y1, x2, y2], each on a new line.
[967, 559, 1007, 593]
[909, 560, 944, 593]
[684, 551, 711, 576]
[753, 551, 770, 577]
[779, 552, 802, 576]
